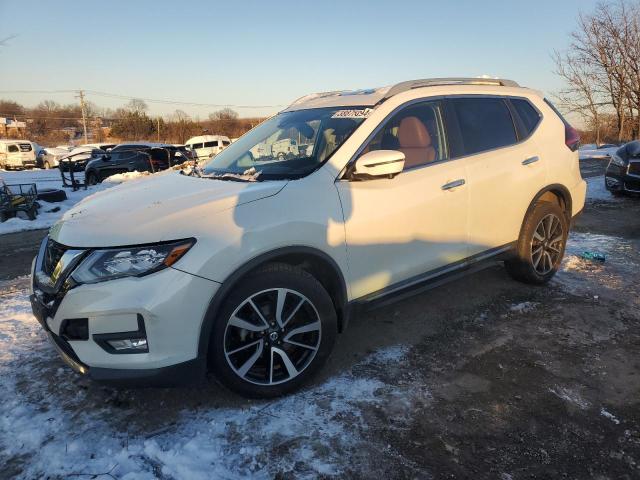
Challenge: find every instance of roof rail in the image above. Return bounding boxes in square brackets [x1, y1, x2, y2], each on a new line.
[383, 77, 520, 101]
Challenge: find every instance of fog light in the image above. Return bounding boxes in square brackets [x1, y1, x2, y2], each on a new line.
[93, 314, 149, 354]
[107, 338, 148, 352]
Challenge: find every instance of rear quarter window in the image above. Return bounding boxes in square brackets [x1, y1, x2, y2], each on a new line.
[449, 97, 517, 156]
[8, 145, 19, 153]
[511, 98, 541, 136]
[203, 141, 218, 147]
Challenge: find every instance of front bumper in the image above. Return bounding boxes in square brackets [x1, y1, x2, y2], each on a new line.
[605, 163, 640, 193]
[30, 242, 219, 386]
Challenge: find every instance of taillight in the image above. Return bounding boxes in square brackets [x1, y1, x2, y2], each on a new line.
[544, 98, 580, 152]
[565, 124, 580, 152]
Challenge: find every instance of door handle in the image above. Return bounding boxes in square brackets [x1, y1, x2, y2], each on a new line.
[441, 179, 465, 190]
[522, 156, 539, 165]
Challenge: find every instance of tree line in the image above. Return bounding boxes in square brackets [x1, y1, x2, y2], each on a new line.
[555, 0, 640, 144]
[0, 98, 265, 146]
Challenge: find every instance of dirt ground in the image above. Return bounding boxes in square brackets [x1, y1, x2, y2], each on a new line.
[1, 160, 639, 478]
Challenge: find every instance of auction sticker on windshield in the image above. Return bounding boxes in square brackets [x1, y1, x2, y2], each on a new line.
[331, 108, 372, 119]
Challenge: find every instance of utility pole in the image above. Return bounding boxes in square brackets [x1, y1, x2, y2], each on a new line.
[76, 89, 89, 144]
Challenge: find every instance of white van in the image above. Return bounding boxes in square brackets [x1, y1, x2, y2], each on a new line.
[0, 140, 37, 170]
[185, 135, 231, 160]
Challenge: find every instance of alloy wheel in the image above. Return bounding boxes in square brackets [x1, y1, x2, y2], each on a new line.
[531, 213, 564, 275]
[223, 288, 321, 386]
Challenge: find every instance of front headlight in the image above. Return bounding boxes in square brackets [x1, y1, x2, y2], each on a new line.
[71, 239, 195, 284]
[609, 154, 626, 167]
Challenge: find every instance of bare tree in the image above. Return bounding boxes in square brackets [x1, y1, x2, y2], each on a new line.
[126, 99, 148, 114]
[554, 0, 640, 142]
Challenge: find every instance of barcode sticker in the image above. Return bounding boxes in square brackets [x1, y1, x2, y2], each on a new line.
[331, 109, 372, 119]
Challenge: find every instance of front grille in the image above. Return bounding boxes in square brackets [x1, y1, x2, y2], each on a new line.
[43, 239, 68, 276]
[628, 161, 640, 177]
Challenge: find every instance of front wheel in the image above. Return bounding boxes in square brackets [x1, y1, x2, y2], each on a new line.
[210, 263, 337, 398]
[505, 201, 569, 285]
[85, 172, 98, 185]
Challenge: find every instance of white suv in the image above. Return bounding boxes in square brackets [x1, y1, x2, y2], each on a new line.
[30, 78, 586, 397]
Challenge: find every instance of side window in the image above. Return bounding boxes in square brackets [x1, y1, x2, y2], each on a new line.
[450, 97, 517, 155]
[360, 101, 447, 170]
[511, 98, 541, 136]
[193, 143, 204, 149]
[8, 145, 19, 153]
[203, 141, 218, 148]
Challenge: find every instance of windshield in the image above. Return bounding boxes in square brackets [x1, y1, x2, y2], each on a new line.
[201, 107, 368, 180]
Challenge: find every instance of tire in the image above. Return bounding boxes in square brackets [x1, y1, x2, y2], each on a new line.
[209, 263, 338, 398]
[505, 201, 569, 285]
[85, 171, 98, 186]
[37, 188, 67, 203]
[26, 205, 37, 221]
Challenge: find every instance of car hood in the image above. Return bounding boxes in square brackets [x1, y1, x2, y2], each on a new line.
[50, 171, 287, 247]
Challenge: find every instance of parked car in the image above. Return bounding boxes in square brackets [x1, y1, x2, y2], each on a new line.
[30, 78, 586, 397]
[83, 142, 188, 184]
[0, 140, 37, 170]
[82, 143, 116, 151]
[579, 143, 620, 160]
[172, 144, 197, 160]
[185, 135, 231, 160]
[39, 147, 77, 169]
[605, 140, 640, 195]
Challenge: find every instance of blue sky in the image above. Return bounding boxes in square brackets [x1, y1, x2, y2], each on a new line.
[0, 0, 601, 119]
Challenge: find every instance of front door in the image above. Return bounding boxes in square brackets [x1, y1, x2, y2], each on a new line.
[336, 100, 469, 300]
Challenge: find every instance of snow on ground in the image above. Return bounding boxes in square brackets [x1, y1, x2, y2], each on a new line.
[0, 282, 423, 479]
[0, 169, 148, 235]
[585, 175, 620, 202]
[508, 301, 539, 313]
[103, 170, 148, 184]
[555, 231, 639, 298]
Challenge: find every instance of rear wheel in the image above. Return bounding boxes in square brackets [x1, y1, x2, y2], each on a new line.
[210, 263, 337, 398]
[505, 201, 568, 285]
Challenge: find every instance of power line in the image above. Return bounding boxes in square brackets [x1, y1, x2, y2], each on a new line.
[0, 112, 262, 122]
[0, 89, 284, 109]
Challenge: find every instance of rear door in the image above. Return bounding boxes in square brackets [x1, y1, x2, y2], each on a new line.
[446, 96, 545, 255]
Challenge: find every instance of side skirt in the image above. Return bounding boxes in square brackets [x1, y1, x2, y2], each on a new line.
[347, 242, 516, 313]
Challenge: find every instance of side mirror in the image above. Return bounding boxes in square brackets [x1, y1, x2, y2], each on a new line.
[350, 150, 405, 180]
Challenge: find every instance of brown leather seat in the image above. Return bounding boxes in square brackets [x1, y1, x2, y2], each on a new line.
[397, 116, 436, 169]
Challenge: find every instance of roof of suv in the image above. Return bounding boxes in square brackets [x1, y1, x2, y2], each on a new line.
[283, 77, 526, 112]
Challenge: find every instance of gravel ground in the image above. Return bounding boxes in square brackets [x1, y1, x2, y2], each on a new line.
[1, 160, 639, 479]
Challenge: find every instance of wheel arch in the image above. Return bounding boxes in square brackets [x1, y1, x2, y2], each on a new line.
[524, 184, 572, 225]
[197, 246, 350, 364]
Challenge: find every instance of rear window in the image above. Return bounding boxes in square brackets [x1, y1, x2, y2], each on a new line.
[19, 143, 32, 152]
[511, 99, 541, 136]
[222, 141, 230, 146]
[450, 97, 517, 155]
[203, 141, 218, 148]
